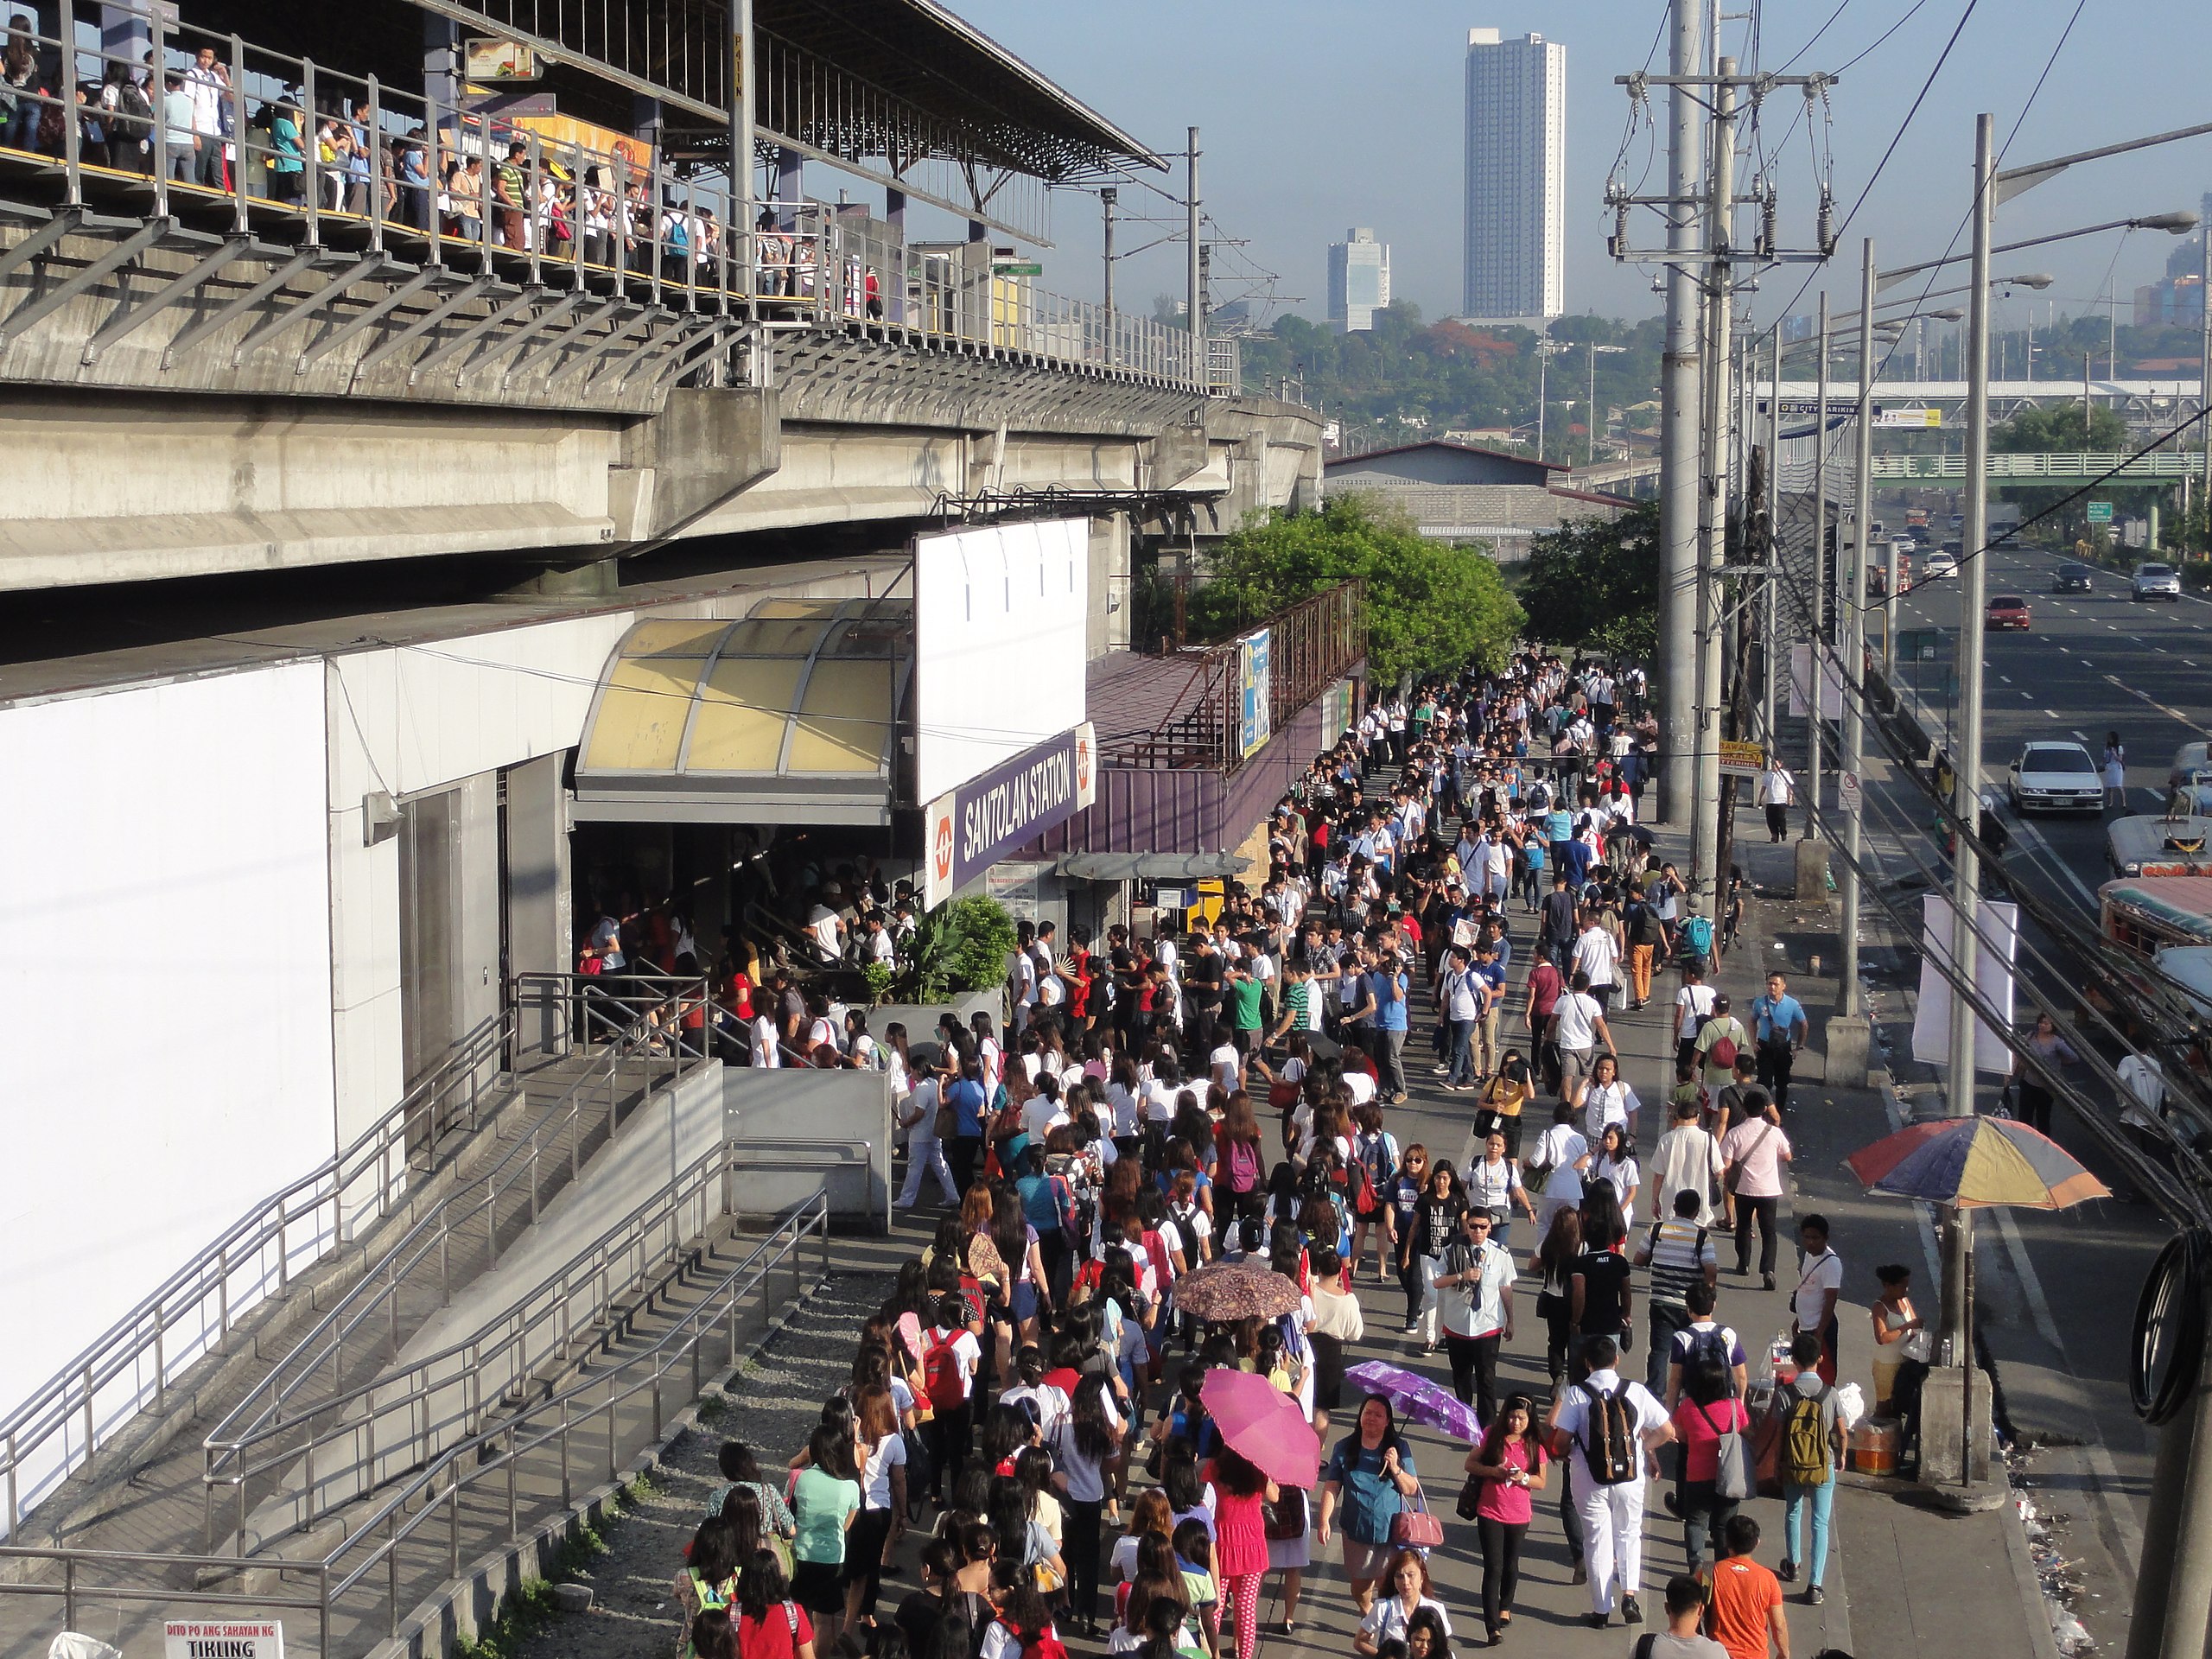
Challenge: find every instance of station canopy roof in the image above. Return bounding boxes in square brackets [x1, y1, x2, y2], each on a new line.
[573, 596, 912, 824]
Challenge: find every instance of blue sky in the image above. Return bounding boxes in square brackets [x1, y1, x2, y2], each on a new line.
[941, 0, 2212, 341]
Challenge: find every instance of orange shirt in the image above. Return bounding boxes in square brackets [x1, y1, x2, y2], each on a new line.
[1707, 1555, 1783, 1659]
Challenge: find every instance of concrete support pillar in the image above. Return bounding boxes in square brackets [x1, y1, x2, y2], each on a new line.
[886, 187, 907, 324]
[422, 11, 461, 113]
[776, 148, 802, 228]
[632, 94, 664, 146]
[100, 5, 149, 79]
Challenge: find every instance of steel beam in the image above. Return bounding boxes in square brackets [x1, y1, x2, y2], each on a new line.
[542, 309, 655, 386]
[162, 251, 321, 366]
[496, 298, 626, 387]
[650, 323, 741, 391]
[0, 208, 83, 286]
[81, 235, 251, 365]
[0, 219, 167, 344]
[296, 267, 443, 372]
[350, 276, 491, 378]
[406, 287, 540, 381]
[596, 319, 690, 390]
[230, 256, 391, 365]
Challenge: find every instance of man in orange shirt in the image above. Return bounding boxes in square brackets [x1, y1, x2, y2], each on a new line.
[1706, 1515, 1790, 1659]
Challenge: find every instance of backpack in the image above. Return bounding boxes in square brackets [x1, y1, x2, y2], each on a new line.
[1578, 1382, 1640, 1485]
[920, 1329, 968, 1413]
[1705, 1020, 1738, 1071]
[1001, 1622, 1069, 1659]
[1222, 1135, 1262, 1196]
[1062, 1181, 1097, 1251]
[1680, 1321, 1730, 1379]
[1681, 914, 1715, 962]
[1782, 1385, 1834, 1487]
[1354, 1131, 1397, 1210]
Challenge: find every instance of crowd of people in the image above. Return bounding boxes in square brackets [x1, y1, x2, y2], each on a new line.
[663, 649, 1889, 1659]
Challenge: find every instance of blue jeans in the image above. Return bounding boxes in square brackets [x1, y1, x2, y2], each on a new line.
[1783, 1478, 1834, 1585]
[1446, 1017, 1478, 1085]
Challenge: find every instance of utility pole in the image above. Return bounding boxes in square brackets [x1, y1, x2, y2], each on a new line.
[2202, 222, 2210, 535]
[1688, 56, 1737, 906]
[1185, 129, 1205, 386]
[1656, 0, 1707, 833]
[1101, 187, 1116, 330]
[1935, 112, 1997, 1485]
[1806, 290, 1828, 842]
[1764, 327, 1782, 747]
[1839, 237, 1875, 1018]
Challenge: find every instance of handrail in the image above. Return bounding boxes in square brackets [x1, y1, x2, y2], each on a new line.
[0, 1001, 514, 1538]
[199, 982, 711, 1482]
[0, 1187, 834, 1659]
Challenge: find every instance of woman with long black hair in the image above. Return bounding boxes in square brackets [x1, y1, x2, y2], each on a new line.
[1052, 1372, 1123, 1634]
[1460, 1395, 1548, 1643]
[843, 1385, 907, 1630]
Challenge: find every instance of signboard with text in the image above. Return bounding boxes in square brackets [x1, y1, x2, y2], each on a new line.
[2087, 500, 2113, 524]
[1237, 630, 1272, 759]
[1874, 407, 1943, 429]
[1719, 739, 1765, 779]
[922, 723, 1096, 908]
[167, 1623, 283, 1659]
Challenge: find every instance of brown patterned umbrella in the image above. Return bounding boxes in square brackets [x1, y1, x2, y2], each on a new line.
[1173, 1258, 1302, 1322]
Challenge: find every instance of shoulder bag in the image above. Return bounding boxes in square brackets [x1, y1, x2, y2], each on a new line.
[1723, 1121, 1775, 1195]
[1705, 1399, 1752, 1502]
[1388, 1478, 1444, 1549]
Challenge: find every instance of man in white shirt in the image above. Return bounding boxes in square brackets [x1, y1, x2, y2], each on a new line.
[896, 1075, 960, 1207]
[1757, 759, 1796, 842]
[1548, 971, 1616, 1110]
[1571, 914, 1622, 1010]
[1674, 963, 1717, 1071]
[1548, 1336, 1675, 1628]
[1434, 1208, 1516, 1427]
[1007, 922, 1040, 1033]
[1792, 1214, 1845, 1384]
[1648, 1097, 1724, 1227]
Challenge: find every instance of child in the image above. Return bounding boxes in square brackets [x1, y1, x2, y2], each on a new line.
[1173, 1516, 1221, 1656]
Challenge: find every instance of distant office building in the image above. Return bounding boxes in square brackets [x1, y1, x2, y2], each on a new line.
[2133, 191, 2211, 327]
[1463, 29, 1565, 324]
[1328, 228, 1392, 333]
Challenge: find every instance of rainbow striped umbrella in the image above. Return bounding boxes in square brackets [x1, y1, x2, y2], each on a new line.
[1846, 1116, 2110, 1211]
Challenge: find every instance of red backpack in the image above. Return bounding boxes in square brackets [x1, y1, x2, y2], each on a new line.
[920, 1327, 969, 1413]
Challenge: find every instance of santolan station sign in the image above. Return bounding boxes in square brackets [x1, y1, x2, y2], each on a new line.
[923, 724, 1096, 907]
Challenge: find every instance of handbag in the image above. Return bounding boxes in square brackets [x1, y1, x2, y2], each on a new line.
[1388, 1484, 1444, 1549]
[1453, 1471, 1485, 1522]
[1707, 1402, 1752, 1503]
[1262, 1486, 1309, 1541]
[1899, 1327, 1936, 1365]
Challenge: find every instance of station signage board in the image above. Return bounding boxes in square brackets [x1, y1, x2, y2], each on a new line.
[166, 1623, 283, 1659]
[922, 723, 1096, 908]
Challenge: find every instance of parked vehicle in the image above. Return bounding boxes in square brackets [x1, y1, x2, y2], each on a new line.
[2108, 814, 2212, 879]
[2007, 740, 2102, 815]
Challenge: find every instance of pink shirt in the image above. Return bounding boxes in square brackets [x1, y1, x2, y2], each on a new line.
[1719, 1119, 1790, 1199]
[1212, 1489, 1269, 1578]
[1671, 1395, 1750, 1483]
[1473, 1437, 1545, 1525]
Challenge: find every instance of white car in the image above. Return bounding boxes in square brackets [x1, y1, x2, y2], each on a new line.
[1922, 550, 1959, 581]
[2007, 741, 2103, 815]
[2134, 563, 2183, 601]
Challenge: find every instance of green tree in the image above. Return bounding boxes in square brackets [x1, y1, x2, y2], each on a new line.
[1517, 500, 1660, 662]
[1191, 494, 1523, 684]
[1991, 402, 2163, 537]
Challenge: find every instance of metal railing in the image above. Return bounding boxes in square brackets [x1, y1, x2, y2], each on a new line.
[0, 1188, 834, 1659]
[0, 1005, 514, 1541]
[194, 981, 710, 1497]
[1114, 582, 1366, 771]
[0, 0, 1207, 393]
[1869, 450, 2199, 479]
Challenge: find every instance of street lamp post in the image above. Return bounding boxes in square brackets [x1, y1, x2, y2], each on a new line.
[1587, 341, 1626, 467]
[1839, 236, 1875, 1021]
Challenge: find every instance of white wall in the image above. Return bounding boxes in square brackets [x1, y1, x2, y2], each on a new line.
[0, 662, 334, 1491]
[912, 518, 1089, 802]
[324, 611, 652, 1149]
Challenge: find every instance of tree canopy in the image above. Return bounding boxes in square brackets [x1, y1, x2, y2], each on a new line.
[1192, 495, 1524, 686]
[1991, 402, 2164, 532]
[1516, 500, 1660, 663]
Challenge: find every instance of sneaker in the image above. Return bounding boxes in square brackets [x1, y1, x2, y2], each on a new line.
[1777, 1560, 1797, 1584]
[1808, 1586, 1825, 1605]
[1621, 1596, 1643, 1625]
[1401, 1321, 1421, 1335]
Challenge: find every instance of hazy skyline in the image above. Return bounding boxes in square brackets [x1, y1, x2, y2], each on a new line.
[951, 0, 2212, 346]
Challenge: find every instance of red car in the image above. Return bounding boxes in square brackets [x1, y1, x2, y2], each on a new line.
[1986, 594, 2031, 631]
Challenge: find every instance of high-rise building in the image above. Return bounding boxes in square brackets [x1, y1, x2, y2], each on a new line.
[1463, 28, 1566, 324]
[1328, 227, 1392, 333]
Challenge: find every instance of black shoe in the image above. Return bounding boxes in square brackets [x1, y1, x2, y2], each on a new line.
[1621, 1596, 1643, 1625]
[1808, 1586, 1826, 1605]
[1586, 1613, 1610, 1630]
[1662, 1491, 1681, 1517]
[1763, 1272, 1777, 1291]
[1777, 1560, 1797, 1584]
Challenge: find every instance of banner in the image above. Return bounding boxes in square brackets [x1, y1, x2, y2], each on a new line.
[1910, 893, 2019, 1075]
[922, 723, 1096, 908]
[1237, 630, 1272, 759]
[1788, 643, 1847, 721]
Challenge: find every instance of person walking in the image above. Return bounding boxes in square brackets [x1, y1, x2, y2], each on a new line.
[1549, 971, 1615, 1114]
[1789, 1216, 1844, 1386]
[1776, 1332, 1842, 1605]
[1350, 953, 1411, 1104]
[2010, 1011, 2078, 1137]
[895, 1070, 960, 1209]
[1635, 1188, 1719, 1395]
[1433, 1207, 1515, 1427]
[1437, 946, 1484, 1091]
[1461, 1395, 1548, 1645]
[1649, 1096, 1724, 1229]
[1707, 1515, 1791, 1657]
[2102, 733, 2127, 813]
[1647, 1574, 1730, 1658]
[1316, 1395, 1422, 1615]
[1750, 974, 1808, 1116]
[1526, 1103, 1590, 1254]
[1547, 1334, 1675, 1630]
[1669, 1355, 1749, 1577]
[1465, 1128, 1536, 1251]
[1719, 1095, 1790, 1289]
[1756, 759, 1796, 843]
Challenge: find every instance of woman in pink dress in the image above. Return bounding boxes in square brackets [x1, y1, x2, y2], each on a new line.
[1209, 1446, 1278, 1659]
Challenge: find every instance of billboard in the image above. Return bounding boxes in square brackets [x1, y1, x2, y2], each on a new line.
[913, 519, 1089, 803]
[1237, 629, 1272, 758]
[923, 723, 1096, 908]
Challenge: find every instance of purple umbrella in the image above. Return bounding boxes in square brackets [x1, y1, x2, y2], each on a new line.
[1343, 1360, 1484, 1443]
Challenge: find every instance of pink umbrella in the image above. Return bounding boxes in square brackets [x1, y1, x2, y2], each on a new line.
[1200, 1368, 1321, 1489]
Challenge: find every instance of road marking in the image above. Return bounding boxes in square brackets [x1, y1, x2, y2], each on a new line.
[2057, 645, 2070, 652]
[2072, 730, 2088, 741]
[1999, 804, 2102, 909]
[2104, 673, 2212, 737]
[1999, 675, 2012, 683]
[2187, 659, 2201, 669]
[2081, 660, 2094, 669]
[2046, 709, 2062, 718]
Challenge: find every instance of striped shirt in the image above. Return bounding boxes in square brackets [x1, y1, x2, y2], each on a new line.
[1284, 977, 1321, 1032]
[1643, 1216, 1717, 1308]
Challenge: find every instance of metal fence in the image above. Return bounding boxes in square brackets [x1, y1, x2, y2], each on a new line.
[0, 0, 1206, 392]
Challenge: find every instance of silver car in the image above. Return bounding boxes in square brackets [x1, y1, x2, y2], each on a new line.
[2008, 741, 2103, 815]
[2134, 562, 2183, 601]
